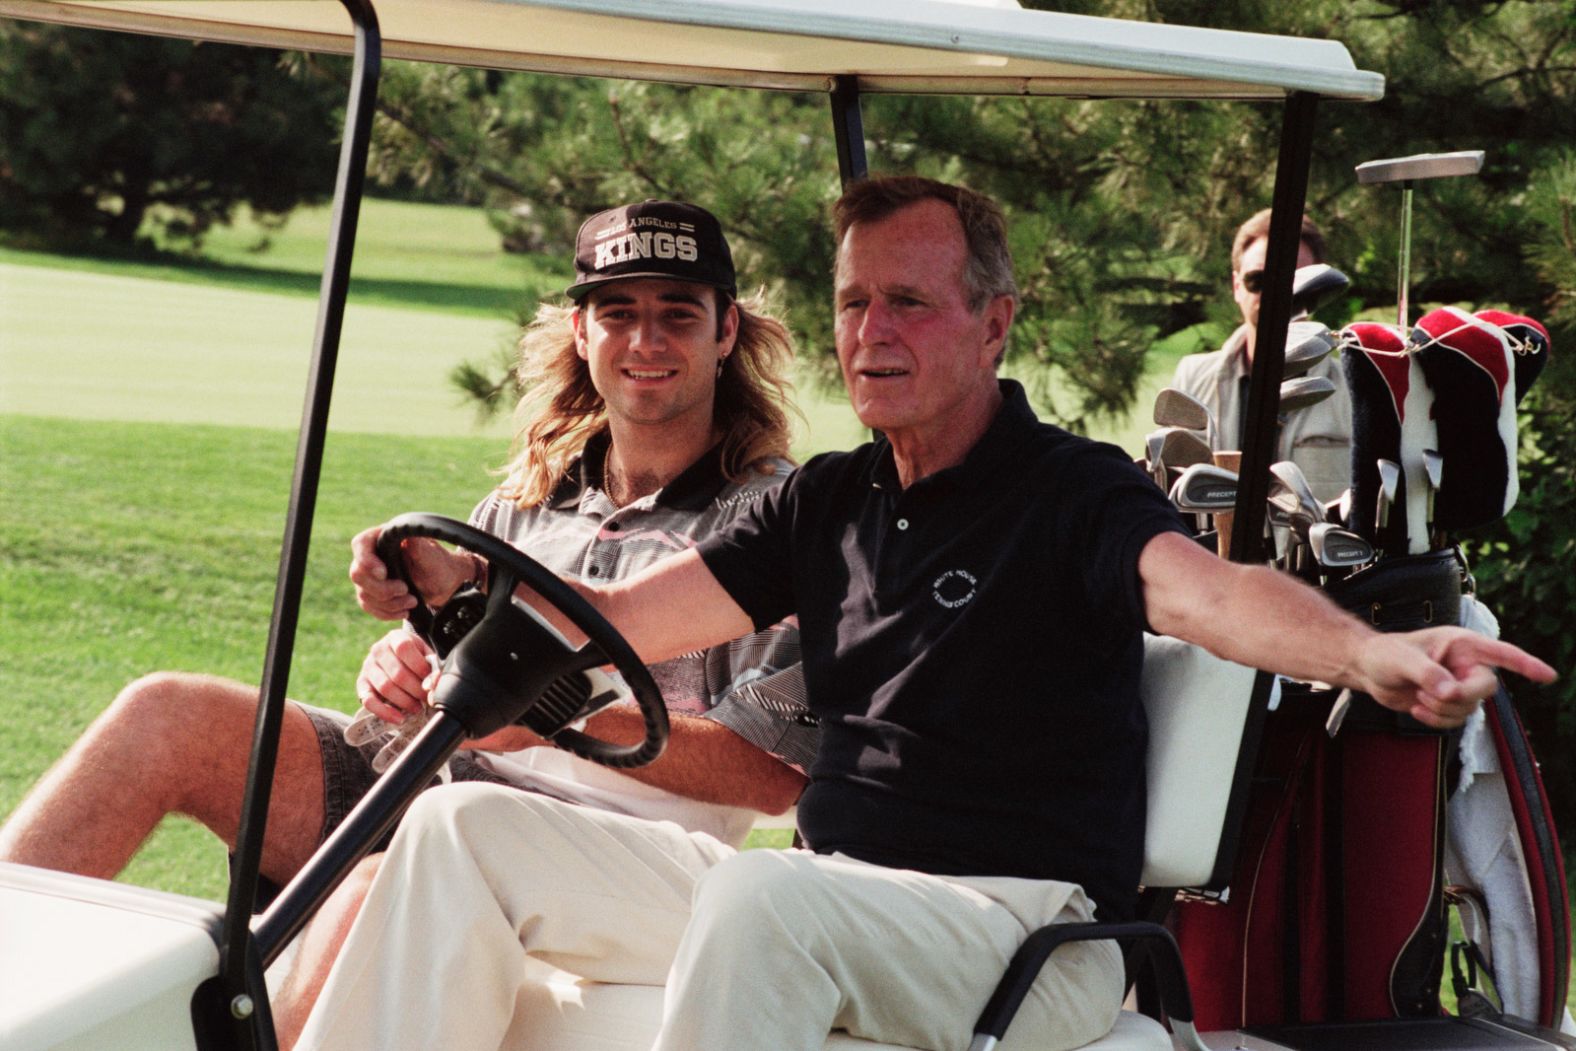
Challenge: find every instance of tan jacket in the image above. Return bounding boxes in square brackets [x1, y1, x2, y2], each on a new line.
[1171, 325, 1353, 504]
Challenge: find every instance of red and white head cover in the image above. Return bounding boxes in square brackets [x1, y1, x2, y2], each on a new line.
[1339, 322, 1435, 551]
[1409, 306, 1518, 531]
[1474, 309, 1551, 406]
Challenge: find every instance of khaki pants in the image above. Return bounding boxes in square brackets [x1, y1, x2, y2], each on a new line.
[657, 850, 1121, 1051]
[299, 782, 1122, 1051]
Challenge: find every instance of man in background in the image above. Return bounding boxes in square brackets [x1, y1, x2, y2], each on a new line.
[1172, 208, 1351, 502]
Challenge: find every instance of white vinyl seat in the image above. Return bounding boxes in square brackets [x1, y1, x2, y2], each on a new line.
[503, 636, 1262, 1050]
[505, 963, 1174, 1049]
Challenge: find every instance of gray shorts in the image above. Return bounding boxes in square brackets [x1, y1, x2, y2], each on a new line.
[301, 705, 514, 851]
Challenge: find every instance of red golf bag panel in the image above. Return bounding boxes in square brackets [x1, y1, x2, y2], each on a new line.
[1336, 730, 1449, 1020]
[1172, 699, 1448, 1030]
[1174, 551, 1464, 1030]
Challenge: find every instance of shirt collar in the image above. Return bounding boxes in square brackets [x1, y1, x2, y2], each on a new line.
[868, 378, 1039, 493]
[548, 429, 731, 512]
[1223, 325, 1251, 377]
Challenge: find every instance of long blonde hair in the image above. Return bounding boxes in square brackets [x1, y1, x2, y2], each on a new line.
[498, 289, 798, 508]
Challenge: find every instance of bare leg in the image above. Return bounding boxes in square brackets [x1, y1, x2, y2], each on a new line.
[0, 671, 327, 886]
[274, 853, 383, 1051]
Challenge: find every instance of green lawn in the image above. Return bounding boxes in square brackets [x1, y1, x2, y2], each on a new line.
[4, 199, 555, 320]
[0, 197, 1174, 452]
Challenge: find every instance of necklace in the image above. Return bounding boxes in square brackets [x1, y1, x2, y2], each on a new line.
[603, 454, 627, 507]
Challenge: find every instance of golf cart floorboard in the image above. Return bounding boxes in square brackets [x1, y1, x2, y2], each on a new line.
[1196, 1016, 1576, 1050]
[0, 861, 222, 1051]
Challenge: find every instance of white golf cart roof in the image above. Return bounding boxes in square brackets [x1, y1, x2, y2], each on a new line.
[1, 0, 1383, 101]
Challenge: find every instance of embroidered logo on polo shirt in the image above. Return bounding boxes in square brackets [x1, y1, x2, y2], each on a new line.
[932, 569, 978, 609]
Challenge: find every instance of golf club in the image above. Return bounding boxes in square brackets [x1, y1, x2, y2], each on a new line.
[1422, 447, 1443, 548]
[1267, 472, 1321, 576]
[1270, 460, 1324, 526]
[1309, 522, 1375, 569]
[1279, 374, 1338, 417]
[1411, 306, 1518, 534]
[1159, 427, 1214, 473]
[1325, 489, 1352, 527]
[1476, 309, 1552, 406]
[1377, 458, 1401, 555]
[1153, 387, 1212, 433]
[1283, 321, 1338, 380]
[1170, 463, 1239, 512]
[1290, 262, 1351, 319]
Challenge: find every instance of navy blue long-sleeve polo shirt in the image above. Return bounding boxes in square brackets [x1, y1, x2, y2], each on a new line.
[697, 380, 1188, 921]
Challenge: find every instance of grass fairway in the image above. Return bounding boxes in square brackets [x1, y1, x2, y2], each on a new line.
[0, 259, 523, 436]
[0, 415, 500, 896]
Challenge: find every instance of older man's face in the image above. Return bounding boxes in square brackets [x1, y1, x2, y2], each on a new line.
[833, 199, 1008, 440]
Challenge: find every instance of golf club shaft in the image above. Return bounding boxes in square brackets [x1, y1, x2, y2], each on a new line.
[1397, 182, 1413, 329]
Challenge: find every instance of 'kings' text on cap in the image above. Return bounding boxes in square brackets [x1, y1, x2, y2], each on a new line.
[594, 231, 699, 270]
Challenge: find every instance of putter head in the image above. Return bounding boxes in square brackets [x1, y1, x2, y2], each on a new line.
[1171, 463, 1239, 512]
[1291, 264, 1350, 318]
[1278, 374, 1337, 415]
[1153, 387, 1212, 432]
[1355, 150, 1485, 185]
[1283, 321, 1337, 379]
[1309, 522, 1375, 568]
[1158, 427, 1213, 471]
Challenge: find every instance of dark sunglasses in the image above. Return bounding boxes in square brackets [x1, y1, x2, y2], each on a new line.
[1240, 269, 1265, 294]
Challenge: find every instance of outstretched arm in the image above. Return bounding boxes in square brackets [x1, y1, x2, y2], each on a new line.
[570, 546, 757, 664]
[473, 550, 802, 810]
[1139, 531, 1557, 728]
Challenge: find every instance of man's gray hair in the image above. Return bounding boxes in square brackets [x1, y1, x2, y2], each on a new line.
[833, 175, 1018, 312]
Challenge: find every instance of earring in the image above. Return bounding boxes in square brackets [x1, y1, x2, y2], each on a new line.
[717, 356, 727, 378]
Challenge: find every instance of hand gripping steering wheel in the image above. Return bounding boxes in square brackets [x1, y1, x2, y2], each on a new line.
[376, 512, 668, 768]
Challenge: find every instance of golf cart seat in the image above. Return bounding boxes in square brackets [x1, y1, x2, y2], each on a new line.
[502, 635, 1263, 1050]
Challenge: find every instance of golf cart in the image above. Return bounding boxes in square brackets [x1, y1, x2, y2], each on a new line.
[0, 2, 1566, 1049]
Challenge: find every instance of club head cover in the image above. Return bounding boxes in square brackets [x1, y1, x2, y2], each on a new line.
[1411, 306, 1517, 531]
[1340, 322, 1412, 545]
[1474, 308, 1551, 405]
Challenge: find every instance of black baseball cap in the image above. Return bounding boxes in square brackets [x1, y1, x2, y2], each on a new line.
[565, 200, 736, 303]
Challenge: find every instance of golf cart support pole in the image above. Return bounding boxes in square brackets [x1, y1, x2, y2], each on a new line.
[830, 75, 868, 186]
[1228, 91, 1319, 565]
[216, 0, 381, 1040]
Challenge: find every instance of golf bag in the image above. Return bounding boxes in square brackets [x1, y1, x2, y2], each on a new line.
[1170, 550, 1571, 1031]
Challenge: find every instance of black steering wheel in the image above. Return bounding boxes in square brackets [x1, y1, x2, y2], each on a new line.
[376, 512, 668, 768]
